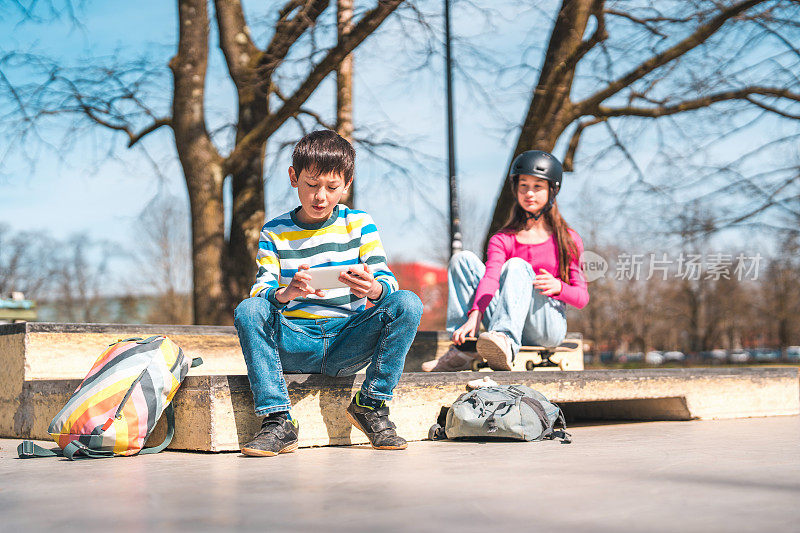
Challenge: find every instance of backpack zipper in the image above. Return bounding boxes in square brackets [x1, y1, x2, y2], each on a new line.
[113, 338, 166, 420]
[114, 366, 149, 420]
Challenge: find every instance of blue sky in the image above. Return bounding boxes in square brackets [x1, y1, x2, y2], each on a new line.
[1, 0, 797, 295]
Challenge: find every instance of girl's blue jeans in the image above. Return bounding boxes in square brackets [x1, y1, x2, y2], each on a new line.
[234, 290, 423, 416]
[446, 251, 567, 358]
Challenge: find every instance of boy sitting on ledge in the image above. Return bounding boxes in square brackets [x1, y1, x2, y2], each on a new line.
[234, 130, 423, 456]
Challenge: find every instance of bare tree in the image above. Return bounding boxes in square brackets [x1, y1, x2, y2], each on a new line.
[0, 224, 54, 299]
[50, 235, 116, 323]
[485, 0, 800, 247]
[1, 0, 404, 324]
[133, 192, 193, 324]
[761, 235, 800, 350]
[0, 224, 125, 322]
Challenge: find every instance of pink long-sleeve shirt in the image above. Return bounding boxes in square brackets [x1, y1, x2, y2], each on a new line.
[470, 229, 589, 314]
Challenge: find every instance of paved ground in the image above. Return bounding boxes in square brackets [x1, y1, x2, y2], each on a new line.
[1, 416, 798, 532]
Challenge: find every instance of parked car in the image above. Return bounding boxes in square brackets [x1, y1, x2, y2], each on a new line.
[785, 346, 800, 362]
[753, 349, 780, 363]
[710, 349, 727, 362]
[645, 351, 665, 365]
[617, 352, 644, 363]
[663, 351, 686, 362]
[728, 350, 751, 363]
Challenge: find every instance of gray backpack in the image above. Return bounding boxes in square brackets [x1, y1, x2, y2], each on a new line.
[430, 385, 571, 443]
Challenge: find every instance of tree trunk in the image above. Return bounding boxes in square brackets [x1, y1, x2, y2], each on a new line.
[170, 0, 226, 325]
[226, 93, 268, 312]
[485, 0, 596, 249]
[337, 0, 355, 208]
[214, 2, 268, 317]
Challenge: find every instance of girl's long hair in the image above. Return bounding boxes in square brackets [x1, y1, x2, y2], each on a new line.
[500, 180, 579, 282]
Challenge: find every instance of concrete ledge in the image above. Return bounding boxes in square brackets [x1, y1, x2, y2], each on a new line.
[4, 368, 798, 451]
[0, 322, 445, 378]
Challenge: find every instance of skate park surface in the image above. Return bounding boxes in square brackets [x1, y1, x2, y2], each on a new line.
[2, 322, 799, 531]
[3, 323, 798, 451]
[2, 415, 799, 532]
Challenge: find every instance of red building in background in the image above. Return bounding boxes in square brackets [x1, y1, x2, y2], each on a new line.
[390, 262, 448, 330]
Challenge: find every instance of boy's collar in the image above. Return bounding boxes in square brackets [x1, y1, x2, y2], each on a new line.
[290, 204, 341, 230]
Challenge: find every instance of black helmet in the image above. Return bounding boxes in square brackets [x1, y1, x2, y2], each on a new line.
[509, 150, 564, 221]
[509, 150, 563, 191]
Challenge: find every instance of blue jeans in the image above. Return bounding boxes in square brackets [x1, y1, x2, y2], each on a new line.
[234, 290, 423, 416]
[446, 251, 567, 356]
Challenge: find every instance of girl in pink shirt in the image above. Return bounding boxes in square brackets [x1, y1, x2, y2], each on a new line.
[423, 150, 588, 372]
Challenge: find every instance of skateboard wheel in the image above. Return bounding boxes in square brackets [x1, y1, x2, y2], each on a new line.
[471, 359, 481, 371]
[525, 360, 535, 371]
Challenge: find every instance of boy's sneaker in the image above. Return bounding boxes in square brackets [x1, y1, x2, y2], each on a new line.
[346, 396, 407, 450]
[477, 331, 514, 371]
[421, 344, 481, 372]
[241, 412, 299, 457]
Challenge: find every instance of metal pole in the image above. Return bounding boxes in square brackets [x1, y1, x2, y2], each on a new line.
[444, 0, 462, 258]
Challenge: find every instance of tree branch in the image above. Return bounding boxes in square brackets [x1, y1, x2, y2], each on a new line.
[745, 95, 800, 120]
[258, 0, 330, 79]
[604, 8, 668, 38]
[223, 0, 402, 176]
[563, 116, 605, 171]
[593, 86, 800, 118]
[299, 107, 335, 130]
[128, 117, 172, 147]
[572, 0, 607, 66]
[577, 0, 768, 115]
[214, 0, 260, 86]
[534, 0, 607, 106]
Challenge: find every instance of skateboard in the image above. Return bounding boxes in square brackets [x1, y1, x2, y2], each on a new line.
[462, 337, 584, 371]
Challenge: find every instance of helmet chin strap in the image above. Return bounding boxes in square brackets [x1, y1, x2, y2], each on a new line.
[525, 202, 552, 221]
[524, 186, 556, 221]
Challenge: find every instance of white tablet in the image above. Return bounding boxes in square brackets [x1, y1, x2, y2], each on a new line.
[305, 265, 353, 290]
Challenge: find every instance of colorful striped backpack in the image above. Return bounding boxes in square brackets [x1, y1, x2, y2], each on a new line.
[18, 335, 201, 460]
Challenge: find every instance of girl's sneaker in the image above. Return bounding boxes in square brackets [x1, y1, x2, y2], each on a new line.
[477, 331, 514, 371]
[421, 344, 481, 372]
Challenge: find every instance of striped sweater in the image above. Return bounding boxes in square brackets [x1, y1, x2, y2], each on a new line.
[249, 204, 399, 319]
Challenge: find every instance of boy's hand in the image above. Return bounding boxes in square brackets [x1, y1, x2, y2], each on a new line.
[275, 264, 325, 304]
[339, 263, 382, 299]
[533, 268, 562, 297]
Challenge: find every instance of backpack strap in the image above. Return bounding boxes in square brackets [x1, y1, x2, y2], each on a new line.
[63, 441, 116, 460]
[519, 397, 573, 444]
[17, 403, 176, 459]
[138, 403, 175, 455]
[17, 440, 115, 460]
[483, 401, 514, 433]
[552, 408, 572, 444]
[520, 397, 552, 440]
[17, 440, 60, 458]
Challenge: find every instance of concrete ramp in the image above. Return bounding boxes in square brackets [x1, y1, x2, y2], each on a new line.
[2, 323, 798, 451]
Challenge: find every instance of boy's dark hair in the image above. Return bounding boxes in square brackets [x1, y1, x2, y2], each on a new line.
[292, 130, 355, 184]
